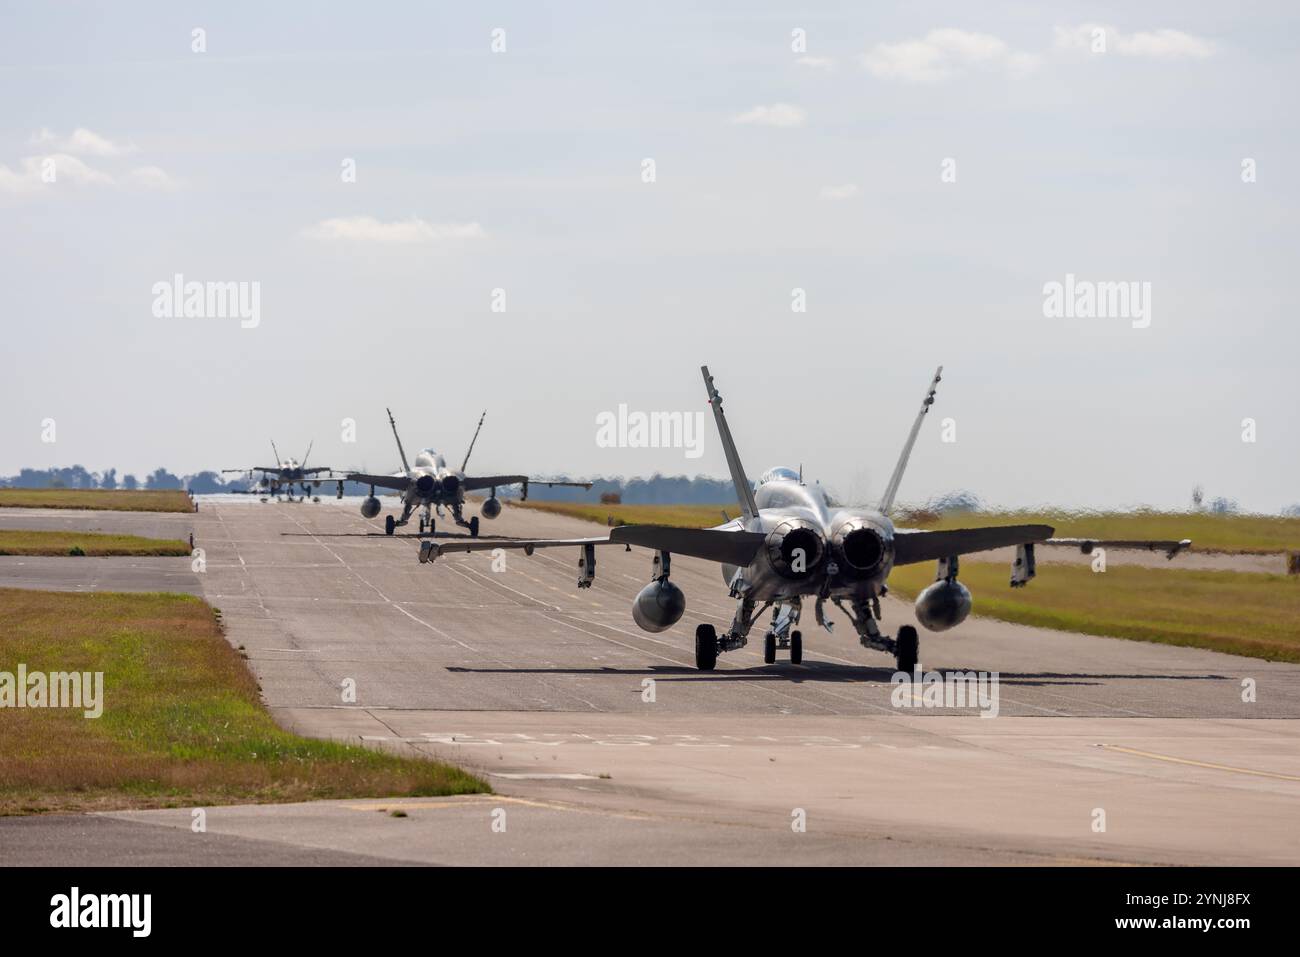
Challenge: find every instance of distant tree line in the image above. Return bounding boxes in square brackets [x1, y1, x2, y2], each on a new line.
[0, 465, 743, 503]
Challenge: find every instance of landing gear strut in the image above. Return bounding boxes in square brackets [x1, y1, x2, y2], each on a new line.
[834, 596, 920, 674]
[450, 503, 479, 538]
[692, 595, 762, 671]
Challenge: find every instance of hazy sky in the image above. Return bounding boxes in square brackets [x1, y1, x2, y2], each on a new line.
[2, 2, 1297, 511]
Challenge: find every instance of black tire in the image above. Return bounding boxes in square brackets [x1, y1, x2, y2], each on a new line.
[896, 625, 919, 675]
[763, 633, 776, 664]
[790, 630, 803, 665]
[695, 624, 718, 671]
[470, 516, 480, 538]
[385, 514, 396, 536]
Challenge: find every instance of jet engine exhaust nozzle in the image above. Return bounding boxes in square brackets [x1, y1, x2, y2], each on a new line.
[831, 521, 890, 577]
[766, 520, 826, 578]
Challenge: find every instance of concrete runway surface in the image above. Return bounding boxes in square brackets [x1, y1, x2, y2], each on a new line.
[2, 498, 1298, 866]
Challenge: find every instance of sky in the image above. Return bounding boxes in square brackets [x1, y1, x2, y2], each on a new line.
[2, 1, 1297, 511]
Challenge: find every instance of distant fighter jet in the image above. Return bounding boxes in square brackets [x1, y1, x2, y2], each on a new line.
[421, 366, 1190, 673]
[347, 408, 592, 537]
[222, 441, 345, 502]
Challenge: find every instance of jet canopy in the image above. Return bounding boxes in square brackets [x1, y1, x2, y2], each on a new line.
[758, 466, 800, 485]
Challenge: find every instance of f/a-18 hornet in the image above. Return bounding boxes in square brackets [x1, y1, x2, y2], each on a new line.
[422, 366, 1189, 673]
[348, 408, 592, 537]
[223, 440, 346, 502]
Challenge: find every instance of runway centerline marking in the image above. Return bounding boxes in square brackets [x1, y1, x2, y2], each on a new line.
[1099, 744, 1300, 782]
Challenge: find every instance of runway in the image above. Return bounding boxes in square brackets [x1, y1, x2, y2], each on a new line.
[3, 497, 1299, 865]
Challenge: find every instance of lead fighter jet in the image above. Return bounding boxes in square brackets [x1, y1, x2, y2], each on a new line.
[421, 366, 1190, 673]
[348, 408, 592, 537]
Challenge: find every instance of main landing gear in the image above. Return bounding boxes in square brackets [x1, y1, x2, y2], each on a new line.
[449, 503, 480, 538]
[832, 596, 920, 674]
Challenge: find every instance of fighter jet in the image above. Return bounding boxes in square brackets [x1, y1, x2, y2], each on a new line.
[222, 441, 345, 502]
[420, 366, 1190, 673]
[347, 408, 592, 537]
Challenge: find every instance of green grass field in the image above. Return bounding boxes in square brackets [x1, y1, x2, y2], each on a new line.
[887, 561, 1300, 662]
[899, 508, 1300, 555]
[0, 589, 487, 814]
[512, 501, 1300, 553]
[0, 489, 195, 513]
[0, 530, 191, 557]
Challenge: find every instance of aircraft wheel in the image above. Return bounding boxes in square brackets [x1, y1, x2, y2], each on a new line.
[763, 633, 776, 664]
[469, 516, 480, 538]
[429, 520, 435, 536]
[790, 630, 803, 665]
[896, 625, 919, 675]
[694, 624, 718, 671]
[385, 515, 396, 536]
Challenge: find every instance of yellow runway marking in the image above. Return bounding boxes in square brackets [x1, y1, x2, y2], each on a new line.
[1100, 744, 1300, 782]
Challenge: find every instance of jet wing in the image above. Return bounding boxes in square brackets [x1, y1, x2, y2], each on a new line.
[433, 536, 610, 558]
[346, 472, 412, 492]
[1047, 537, 1192, 560]
[892, 525, 1055, 566]
[430, 525, 766, 567]
[460, 475, 593, 493]
[609, 525, 768, 565]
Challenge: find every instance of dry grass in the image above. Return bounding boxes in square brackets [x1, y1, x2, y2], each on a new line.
[0, 589, 487, 814]
[0, 530, 191, 557]
[887, 562, 1300, 662]
[0, 489, 194, 513]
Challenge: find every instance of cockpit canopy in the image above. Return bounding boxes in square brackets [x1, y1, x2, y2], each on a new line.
[758, 466, 800, 486]
[414, 448, 445, 469]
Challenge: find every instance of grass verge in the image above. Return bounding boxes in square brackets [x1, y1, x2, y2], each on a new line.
[0, 489, 194, 513]
[0, 530, 191, 557]
[887, 561, 1300, 662]
[0, 588, 488, 814]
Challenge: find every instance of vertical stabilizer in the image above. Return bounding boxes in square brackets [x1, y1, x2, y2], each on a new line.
[878, 366, 943, 516]
[461, 411, 487, 472]
[387, 408, 411, 473]
[701, 366, 759, 520]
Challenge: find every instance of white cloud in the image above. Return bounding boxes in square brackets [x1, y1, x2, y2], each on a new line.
[795, 56, 836, 71]
[127, 166, 179, 190]
[1, 128, 174, 196]
[1055, 24, 1215, 58]
[301, 216, 487, 243]
[819, 183, 860, 201]
[0, 154, 115, 193]
[730, 103, 806, 128]
[862, 29, 1040, 83]
[30, 127, 136, 157]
